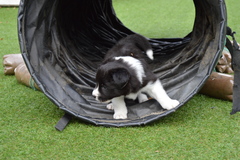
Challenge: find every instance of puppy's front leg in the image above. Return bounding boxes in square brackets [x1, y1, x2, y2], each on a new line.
[147, 80, 179, 110]
[111, 96, 128, 119]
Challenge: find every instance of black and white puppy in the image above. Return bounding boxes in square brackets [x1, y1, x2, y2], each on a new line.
[92, 34, 179, 119]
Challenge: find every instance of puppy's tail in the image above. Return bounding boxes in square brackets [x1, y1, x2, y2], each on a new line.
[146, 49, 154, 60]
[133, 34, 154, 60]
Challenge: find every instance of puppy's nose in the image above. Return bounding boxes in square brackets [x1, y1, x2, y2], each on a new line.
[92, 93, 97, 100]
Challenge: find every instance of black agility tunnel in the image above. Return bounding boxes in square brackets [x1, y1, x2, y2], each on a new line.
[18, 0, 237, 130]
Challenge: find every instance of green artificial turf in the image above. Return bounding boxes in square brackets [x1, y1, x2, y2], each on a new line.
[1, 1, 240, 159]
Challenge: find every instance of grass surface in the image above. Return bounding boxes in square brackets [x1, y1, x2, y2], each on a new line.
[1, 1, 240, 159]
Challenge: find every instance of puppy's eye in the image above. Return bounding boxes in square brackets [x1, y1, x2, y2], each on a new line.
[101, 83, 107, 89]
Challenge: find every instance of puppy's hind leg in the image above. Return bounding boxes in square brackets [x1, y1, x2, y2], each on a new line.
[111, 96, 128, 119]
[106, 103, 114, 110]
[146, 80, 179, 110]
[137, 93, 149, 103]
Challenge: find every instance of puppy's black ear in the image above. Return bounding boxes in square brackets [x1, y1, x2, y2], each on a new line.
[110, 68, 130, 89]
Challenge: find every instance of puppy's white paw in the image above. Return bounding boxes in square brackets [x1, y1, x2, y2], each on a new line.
[138, 93, 149, 103]
[106, 103, 114, 110]
[161, 99, 179, 110]
[113, 112, 127, 119]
